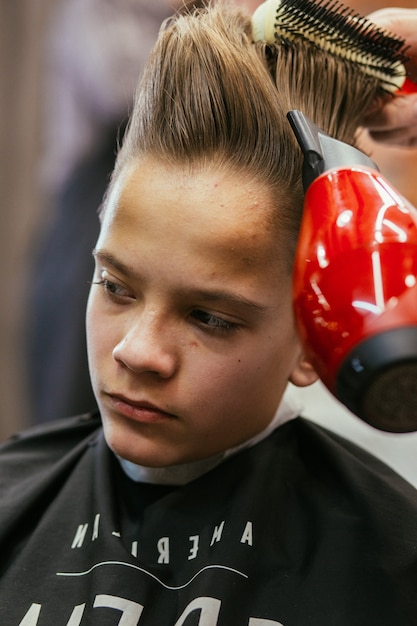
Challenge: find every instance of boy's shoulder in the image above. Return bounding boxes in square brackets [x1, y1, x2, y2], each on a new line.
[273, 416, 417, 506]
[0, 412, 102, 490]
[233, 415, 417, 516]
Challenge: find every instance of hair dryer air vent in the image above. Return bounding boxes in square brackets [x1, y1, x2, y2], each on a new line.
[288, 110, 417, 432]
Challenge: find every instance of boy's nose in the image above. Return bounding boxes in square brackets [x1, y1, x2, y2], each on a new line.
[112, 312, 178, 378]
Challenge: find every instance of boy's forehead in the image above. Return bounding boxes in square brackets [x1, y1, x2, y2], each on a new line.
[109, 159, 273, 230]
[102, 158, 283, 270]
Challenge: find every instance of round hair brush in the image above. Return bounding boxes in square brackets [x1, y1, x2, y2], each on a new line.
[252, 0, 417, 94]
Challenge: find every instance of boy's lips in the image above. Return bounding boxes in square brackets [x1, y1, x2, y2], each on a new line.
[106, 393, 177, 423]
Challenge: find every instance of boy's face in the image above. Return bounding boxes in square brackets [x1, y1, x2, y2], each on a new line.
[87, 158, 315, 466]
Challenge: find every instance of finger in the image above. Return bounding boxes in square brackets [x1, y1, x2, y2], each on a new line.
[368, 126, 417, 148]
[363, 96, 417, 131]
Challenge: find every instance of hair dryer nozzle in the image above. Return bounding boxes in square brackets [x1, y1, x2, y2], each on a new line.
[287, 110, 378, 190]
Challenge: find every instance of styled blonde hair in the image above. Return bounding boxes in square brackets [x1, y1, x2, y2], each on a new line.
[106, 0, 381, 257]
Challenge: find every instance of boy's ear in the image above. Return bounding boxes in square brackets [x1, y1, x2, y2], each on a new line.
[289, 351, 319, 388]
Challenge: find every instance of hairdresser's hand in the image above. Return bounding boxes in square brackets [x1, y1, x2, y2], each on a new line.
[362, 8, 417, 148]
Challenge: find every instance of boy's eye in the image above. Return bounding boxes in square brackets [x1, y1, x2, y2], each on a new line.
[190, 309, 239, 334]
[94, 275, 134, 302]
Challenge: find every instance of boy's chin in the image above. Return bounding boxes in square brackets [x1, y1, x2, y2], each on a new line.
[104, 431, 193, 469]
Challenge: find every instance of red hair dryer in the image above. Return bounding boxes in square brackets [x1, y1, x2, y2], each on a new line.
[288, 110, 417, 432]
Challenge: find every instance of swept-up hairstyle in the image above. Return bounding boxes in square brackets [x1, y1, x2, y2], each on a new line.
[105, 0, 382, 258]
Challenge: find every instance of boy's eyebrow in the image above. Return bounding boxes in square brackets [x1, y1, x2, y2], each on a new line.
[93, 250, 133, 277]
[93, 249, 270, 313]
[188, 288, 269, 313]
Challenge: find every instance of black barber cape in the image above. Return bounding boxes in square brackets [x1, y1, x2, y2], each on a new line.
[0, 413, 416, 625]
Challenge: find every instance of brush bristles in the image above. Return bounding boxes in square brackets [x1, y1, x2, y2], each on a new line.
[252, 0, 409, 92]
